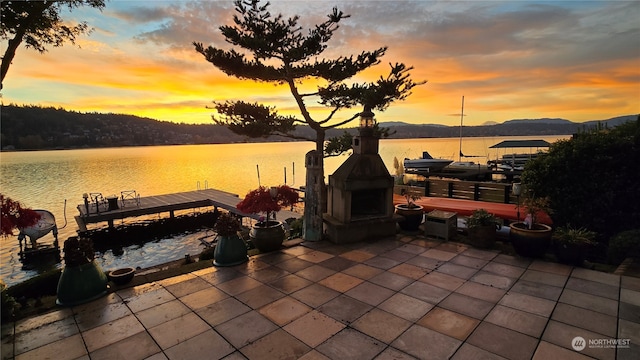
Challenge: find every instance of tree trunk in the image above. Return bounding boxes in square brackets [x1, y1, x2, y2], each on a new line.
[1, 34, 24, 90]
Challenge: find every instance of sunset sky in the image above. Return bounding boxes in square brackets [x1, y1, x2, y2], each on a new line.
[1, 0, 639, 126]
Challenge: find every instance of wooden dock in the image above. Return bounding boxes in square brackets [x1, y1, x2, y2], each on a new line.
[74, 188, 301, 231]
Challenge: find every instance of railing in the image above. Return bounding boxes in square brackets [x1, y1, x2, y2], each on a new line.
[397, 179, 518, 204]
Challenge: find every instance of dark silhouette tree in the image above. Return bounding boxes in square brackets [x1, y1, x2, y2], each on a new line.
[0, 0, 106, 89]
[194, 0, 423, 240]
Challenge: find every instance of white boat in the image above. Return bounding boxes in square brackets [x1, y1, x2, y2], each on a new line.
[404, 151, 453, 172]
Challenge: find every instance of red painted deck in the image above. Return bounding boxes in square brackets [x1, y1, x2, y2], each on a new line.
[393, 194, 553, 225]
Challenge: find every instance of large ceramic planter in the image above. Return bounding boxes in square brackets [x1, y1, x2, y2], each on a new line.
[509, 222, 552, 258]
[468, 224, 497, 249]
[250, 221, 286, 253]
[395, 204, 424, 231]
[214, 235, 248, 266]
[56, 260, 108, 306]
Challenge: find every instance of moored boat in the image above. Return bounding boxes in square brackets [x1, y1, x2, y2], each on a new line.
[404, 151, 453, 173]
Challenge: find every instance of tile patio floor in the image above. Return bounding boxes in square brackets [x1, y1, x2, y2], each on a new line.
[3, 233, 640, 360]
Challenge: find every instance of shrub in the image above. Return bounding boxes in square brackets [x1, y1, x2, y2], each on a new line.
[608, 229, 640, 265]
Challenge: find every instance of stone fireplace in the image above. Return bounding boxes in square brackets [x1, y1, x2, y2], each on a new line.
[323, 107, 397, 244]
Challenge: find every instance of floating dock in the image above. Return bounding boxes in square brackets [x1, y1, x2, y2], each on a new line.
[75, 188, 301, 231]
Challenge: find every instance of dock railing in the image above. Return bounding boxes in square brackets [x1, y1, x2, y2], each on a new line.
[396, 179, 517, 204]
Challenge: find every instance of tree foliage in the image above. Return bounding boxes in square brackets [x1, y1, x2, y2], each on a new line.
[521, 117, 640, 240]
[1, 0, 106, 88]
[0, 194, 41, 236]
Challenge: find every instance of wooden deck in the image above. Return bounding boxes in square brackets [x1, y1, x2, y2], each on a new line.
[74, 188, 301, 231]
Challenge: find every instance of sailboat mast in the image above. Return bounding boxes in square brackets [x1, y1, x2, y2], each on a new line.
[459, 96, 464, 162]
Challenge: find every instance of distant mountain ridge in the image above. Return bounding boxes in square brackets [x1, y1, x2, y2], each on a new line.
[1, 104, 637, 150]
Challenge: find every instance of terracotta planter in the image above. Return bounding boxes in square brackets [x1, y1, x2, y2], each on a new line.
[467, 224, 497, 249]
[509, 222, 552, 258]
[108, 267, 135, 285]
[214, 235, 248, 266]
[249, 221, 286, 252]
[395, 204, 424, 231]
[56, 260, 108, 306]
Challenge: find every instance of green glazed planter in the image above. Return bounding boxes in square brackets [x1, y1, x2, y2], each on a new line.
[214, 235, 248, 266]
[56, 260, 108, 306]
[249, 221, 286, 252]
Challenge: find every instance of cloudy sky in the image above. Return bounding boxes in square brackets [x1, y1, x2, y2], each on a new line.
[2, 0, 639, 126]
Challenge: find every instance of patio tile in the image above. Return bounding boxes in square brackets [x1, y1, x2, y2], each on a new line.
[419, 271, 465, 291]
[621, 288, 640, 307]
[274, 257, 315, 273]
[179, 286, 229, 310]
[297, 250, 335, 263]
[295, 264, 336, 282]
[619, 302, 640, 323]
[510, 279, 563, 301]
[317, 295, 372, 325]
[435, 262, 478, 280]
[254, 251, 294, 265]
[499, 291, 556, 317]
[532, 341, 593, 360]
[405, 255, 443, 270]
[82, 314, 145, 353]
[374, 347, 418, 360]
[450, 255, 489, 269]
[401, 281, 451, 305]
[156, 273, 197, 286]
[439, 293, 494, 320]
[378, 292, 434, 322]
[621, 275, 640, 291]
[565, 277, 619, 300]
[339, 249, 377, 262]
[389, 263, 429, 280]
[163, 276, 211, 298]
[14, 316, 79, 355]
[352, 308, 411, 343]
[467, 322, 538, 360]
[89, 330, 160, 360]
[215, 275, 262, 296]
[542, 320, 616, 360]
[363, 256, 401, 270]
[14, 334, 86, 360]
[282, 246, 315, 256]
[435, 242, 468, 254]
[298, 350, 331, 360]
[418, 307, 479, 341]
[214, 311, 278, 348]
[235, 283, 285, 309]
[391, 324, 462, 360]
[123, 287, 176, 312]
[291, 283, 341, 308]
[147, 312, 209, 350]
[461, 248, 499, 260]
[240, 329, 311, 360]
[369, 271, 414, 291]
[232, 257, 271, 274]
[70, 292, 121, 316]
[144, 353, 168, 360]
[455, 281, 506, 303]
[521, 269, 569, 287]
[269, 273, 313, 294]
[258, 297, 311, 326]
[559, 288, 618, 316]
[318, 256, 358, 272]
[283, 310, 345, 347]
[196, 297, 251, 327]
[74, 300, 132, 332]
[470, 271, 515, 290]
[246, 265, 290, 283]
[482, 262, 526, 278]
[421, 248, 458, 261]
[196, 267, 242, 285]
[14, 307, 74, 333]
[492, 254, 531, 268]
[618, 319, 640, 360]
[316, 328, 386, 360]
[380, 249, 416, 262]
[319, 272, 363, 293]
[485, 305, 547, 338]
[342, 264, 384, 280]
[451, 343, 509, 360]
[553, 302, 618, 338]
[528, 260, 572, 276]
[397, 243, 428, 255]
[345, 281, 395, 306]
[136, 299, 192, 329]
[571, 267, 620, 286]
[163, 329, 234, 360]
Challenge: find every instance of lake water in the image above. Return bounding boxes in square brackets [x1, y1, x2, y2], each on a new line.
[0, 135, 569, 286]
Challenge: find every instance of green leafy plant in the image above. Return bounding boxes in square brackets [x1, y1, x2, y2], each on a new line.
[399, 187, 421, 209]
[213, 212, 241, 237]
[552, 225, 596, 246]
[521, 194, 552, 229]
[1, 280, 18, 321]
[608, 229, 640, 265]
[466, 209, 501, 230]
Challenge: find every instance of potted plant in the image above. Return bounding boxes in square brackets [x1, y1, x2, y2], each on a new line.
[465, 209, 501, 248]
[509, 195, 553, 257]
[236, 185, 299, 252]
[552, 225, 596, 266]
[395, 186, 424, 231]
[213, 212, 248, 266]
[56, 236, 108, 306]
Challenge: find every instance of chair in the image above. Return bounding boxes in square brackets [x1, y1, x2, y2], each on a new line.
[89, 192, 108, 213]
[120, 190, 140, 208]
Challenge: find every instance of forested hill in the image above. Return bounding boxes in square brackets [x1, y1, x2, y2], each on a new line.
[0, 104, 635, 150]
